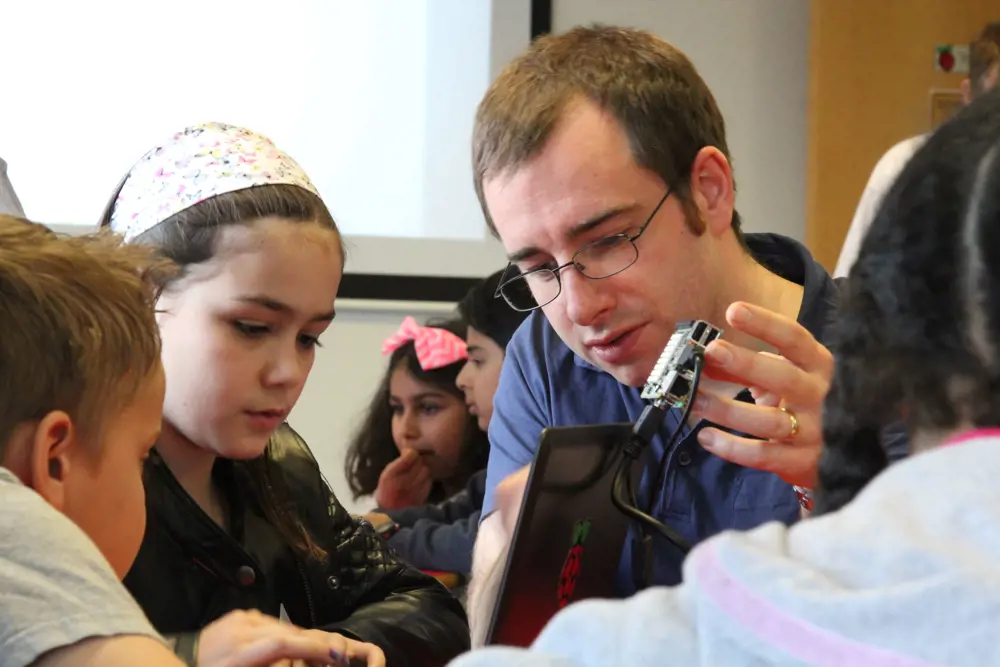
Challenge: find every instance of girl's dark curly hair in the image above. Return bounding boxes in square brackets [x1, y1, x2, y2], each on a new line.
[813, 86, 1000, 515]
[344, 317, 489, 501]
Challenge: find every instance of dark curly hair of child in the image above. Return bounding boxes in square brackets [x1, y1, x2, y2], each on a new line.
[814, 85, 1000, 515]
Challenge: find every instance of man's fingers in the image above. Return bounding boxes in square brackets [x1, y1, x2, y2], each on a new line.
[700, 347, 796, 387]
[691, 390, 819, 444]
[749, 385, 781, 408]
[754, 353, 791, 407]
[696, 427, 820, 488]
[725, 302, 834, 378]
[703, 339, 828, 406]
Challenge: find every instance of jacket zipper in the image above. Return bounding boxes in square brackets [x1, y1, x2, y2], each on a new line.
[295, 558, 317, 626]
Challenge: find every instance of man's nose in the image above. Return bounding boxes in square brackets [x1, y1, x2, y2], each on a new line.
[561, 270, 614, 327]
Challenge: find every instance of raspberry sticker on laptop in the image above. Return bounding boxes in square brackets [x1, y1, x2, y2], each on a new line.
[557, 519, 592, 608]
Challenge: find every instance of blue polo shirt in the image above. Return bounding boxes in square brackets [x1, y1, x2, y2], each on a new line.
[484, 233, 908, 594]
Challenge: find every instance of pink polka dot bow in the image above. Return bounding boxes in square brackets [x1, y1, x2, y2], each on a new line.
[381, 317, 468, 371]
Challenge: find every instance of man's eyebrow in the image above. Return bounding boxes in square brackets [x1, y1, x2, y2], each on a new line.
[505, 204, 639, 263]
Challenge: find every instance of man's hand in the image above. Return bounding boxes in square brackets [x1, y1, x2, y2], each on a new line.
[691, 301, 832, 488]
[467, 465, 530, 648]
[373, 449, 433, 510]
[196, 610, 386, 667]
[495, 465, 530, 537]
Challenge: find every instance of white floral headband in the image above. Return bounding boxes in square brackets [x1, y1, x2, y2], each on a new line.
[109, 122, 319, 242]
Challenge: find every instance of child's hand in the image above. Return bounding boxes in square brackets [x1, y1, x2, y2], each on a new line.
[373, 449, 433, 509]
[318, 632, 385, 667]
[195, 609, 384, 667]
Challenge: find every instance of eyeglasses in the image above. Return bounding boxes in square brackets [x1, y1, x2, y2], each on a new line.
[494, 188, 673, 312]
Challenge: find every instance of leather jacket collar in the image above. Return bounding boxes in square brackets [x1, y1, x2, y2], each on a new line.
[124, 425, 469, 667]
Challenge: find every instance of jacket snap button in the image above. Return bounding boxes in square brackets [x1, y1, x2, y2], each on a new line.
[326, 575, 340, 590]
[678, 451, 692, 466]
[237, 565, 256, 587]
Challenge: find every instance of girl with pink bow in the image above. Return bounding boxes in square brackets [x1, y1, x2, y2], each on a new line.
[345, 317, 489, 510]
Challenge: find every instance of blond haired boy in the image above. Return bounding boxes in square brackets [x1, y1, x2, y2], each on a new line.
[0, 216, 354, 667]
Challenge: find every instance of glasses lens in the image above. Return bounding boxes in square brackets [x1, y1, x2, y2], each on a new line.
[501, 270, 556, 311]
[575, 236, 639, 279]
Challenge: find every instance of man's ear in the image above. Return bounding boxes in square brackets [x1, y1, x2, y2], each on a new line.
[26, 411, 78, 511]
[688, 146, 736, 238]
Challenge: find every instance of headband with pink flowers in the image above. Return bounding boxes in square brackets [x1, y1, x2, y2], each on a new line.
[109, 122, 319, 242]
[381, 317, 468, 371]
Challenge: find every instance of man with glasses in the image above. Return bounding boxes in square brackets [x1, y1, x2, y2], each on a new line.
[464, 25, 908, 645]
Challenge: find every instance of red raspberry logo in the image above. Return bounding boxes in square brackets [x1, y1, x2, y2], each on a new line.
[937, 47, 955, 72]
[557, 519, 592, 608]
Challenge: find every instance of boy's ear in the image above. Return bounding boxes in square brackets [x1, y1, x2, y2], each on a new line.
[24, 411, 78, 511]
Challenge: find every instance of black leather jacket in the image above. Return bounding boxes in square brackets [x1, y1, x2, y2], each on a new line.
[124, 425, 469, 666]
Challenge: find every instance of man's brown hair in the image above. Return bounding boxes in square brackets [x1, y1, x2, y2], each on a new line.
[473, 24, 741, 239]
[971, 22, 1000, 97]
[0, 216, 170, 456]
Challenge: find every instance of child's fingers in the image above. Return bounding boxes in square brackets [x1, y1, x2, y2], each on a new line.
[382, 450, 420, 477]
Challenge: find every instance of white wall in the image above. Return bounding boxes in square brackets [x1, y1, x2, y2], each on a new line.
[552, 0, 810, 240]
[5, 0, 520, 279]
[294, 0, 812, 513]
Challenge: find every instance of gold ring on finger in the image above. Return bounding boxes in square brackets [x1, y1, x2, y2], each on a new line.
[779, 406, 799, 441]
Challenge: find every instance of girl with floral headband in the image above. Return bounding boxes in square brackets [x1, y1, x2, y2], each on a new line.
[345, 317, 490, 510]
[99, 122, 468, 667]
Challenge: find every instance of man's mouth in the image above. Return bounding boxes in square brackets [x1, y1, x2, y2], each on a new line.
[583, 324, 646, 365]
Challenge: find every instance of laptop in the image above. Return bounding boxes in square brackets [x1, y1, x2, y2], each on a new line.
[485, 423, 643, 647]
